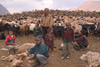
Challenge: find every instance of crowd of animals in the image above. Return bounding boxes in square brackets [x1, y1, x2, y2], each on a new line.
[0, 10, 100, 39]
[0, 10, 100, 67]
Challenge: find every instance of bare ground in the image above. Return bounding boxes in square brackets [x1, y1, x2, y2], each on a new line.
[0, 32, 100, 67]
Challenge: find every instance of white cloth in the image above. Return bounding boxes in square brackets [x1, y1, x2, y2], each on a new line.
[10, 35, 14, 38]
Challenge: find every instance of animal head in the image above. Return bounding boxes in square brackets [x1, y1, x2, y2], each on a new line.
[11, 58, 23, 67]
[94, 22, 98, 25]
[72, 26, 76, 29]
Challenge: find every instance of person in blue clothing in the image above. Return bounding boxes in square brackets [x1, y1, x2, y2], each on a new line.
[27, 35, 49, 67]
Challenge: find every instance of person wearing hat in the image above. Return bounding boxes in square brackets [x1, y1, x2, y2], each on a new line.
[74, 30, 89, 49]
[61, 22, 74, 59]
[28, 35, 49, 67]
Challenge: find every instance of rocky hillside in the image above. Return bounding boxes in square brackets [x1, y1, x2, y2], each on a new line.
[71, 1, 100, 12]
[0, 4, 9, 15]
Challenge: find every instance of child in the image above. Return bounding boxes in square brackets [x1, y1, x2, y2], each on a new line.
[74, 30, 89, 50]
[33, 23, 40, 43]
[45, 28, 55, 53]
[61, 23, 74, 59]
[5, 30, 18, 54]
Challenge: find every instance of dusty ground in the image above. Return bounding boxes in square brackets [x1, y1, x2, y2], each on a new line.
[0, 31, 100, 67]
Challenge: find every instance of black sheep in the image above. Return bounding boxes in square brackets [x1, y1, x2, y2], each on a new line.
[0, 23, 10, 32]
[8, 25, 20, 36]
[0, 32, 5, 40]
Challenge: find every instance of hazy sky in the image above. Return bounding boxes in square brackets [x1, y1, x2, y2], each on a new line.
[0, 0, 88, 14]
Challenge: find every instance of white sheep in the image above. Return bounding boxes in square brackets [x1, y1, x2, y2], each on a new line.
[6, 21, 17, 27]
[80, 51, 100, 67]
[29, 23, 35, 31]
[0, 48, 8, 51]
[18, 24, 29, 35]
[11, 58, 23, 67]
[23, 56, 39, 67]
[1, 52, 28, 67]
[71, 22, 82, 33]
[1, 55, 16, 61]
[17, 43, 35, 53]
[0, 18, 2, 24]
[1, 43, 38, 67]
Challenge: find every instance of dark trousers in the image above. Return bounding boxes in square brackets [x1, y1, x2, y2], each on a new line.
[48, 45, 54, 52]
[42, 27, 49, 45]
[77, 41, 88, 49]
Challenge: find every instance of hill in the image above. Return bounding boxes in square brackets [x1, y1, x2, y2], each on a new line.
[71, 1, 100, 12]
[0, 4, 9, 15]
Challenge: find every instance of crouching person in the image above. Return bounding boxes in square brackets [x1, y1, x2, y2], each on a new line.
[28, 35, 49, 67]
[74, 30, 89, 50]
[5, 30, 18, 54]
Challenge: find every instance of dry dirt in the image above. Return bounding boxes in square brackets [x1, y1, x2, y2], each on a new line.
[0, 31, 100, 67]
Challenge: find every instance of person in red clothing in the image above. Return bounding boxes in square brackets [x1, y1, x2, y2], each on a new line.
[45, 28, 55, 53]
[61, 23, 74, 59]
[5, 30, 18, 54]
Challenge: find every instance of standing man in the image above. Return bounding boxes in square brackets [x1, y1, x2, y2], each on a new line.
[40, 8, 52, 46]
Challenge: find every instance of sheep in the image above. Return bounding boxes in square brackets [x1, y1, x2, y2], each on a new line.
[74, 24, 82, 33]
[18, 24, 29, 36]
[80, 51, 100, 67]
[71, 22, 82, 33]
[1, 52, 27, 66]
[96, 18, 100, 22]
[0, 18, 2, 24]
[1, 10, 100, 37]
[53, 23, 58, 26]
[7, 21, 16, 27]
[11, 58, 23, 67]
[8, 24, 20, 36]
[20, 20, 27, 25]
[9, 52, 27, 67]
[1, 20, 7, 25]
[0, 48, 8, 51]
[23, 57, 39, 67]
[0, 23, 10, 32]
[1, 55, 16, 61]
[29, 23, 35, 31]
[17, 51, 39, 67]
[1, 43, 38, 67]
[17, 43, 35, 53]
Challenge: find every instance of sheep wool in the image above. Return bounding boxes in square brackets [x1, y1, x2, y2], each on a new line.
[80, 51, 100, 67]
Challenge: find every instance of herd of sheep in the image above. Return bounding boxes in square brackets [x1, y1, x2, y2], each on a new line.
[0, 10, 100, 67]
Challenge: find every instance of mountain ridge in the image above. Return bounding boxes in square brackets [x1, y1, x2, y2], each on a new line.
[0, 4, 9, 15]
[71, 1, 100, 12]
